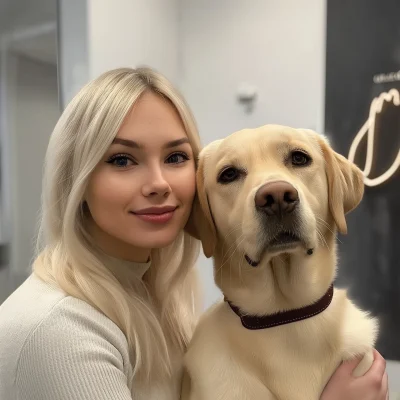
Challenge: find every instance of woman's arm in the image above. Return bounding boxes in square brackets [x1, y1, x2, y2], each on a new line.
[321, 350, 388, 400]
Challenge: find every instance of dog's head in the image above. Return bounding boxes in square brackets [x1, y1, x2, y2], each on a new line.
[187, 125, 364, 265]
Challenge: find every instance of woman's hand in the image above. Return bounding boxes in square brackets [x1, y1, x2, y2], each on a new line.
[320, 350, 388, 400]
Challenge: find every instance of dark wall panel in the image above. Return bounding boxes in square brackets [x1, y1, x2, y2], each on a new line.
[325, 0, 400, 359]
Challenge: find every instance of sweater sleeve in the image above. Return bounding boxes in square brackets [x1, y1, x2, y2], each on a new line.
[15, 296, 133, 400]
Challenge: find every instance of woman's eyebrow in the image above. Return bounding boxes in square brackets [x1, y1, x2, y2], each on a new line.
[112, 138, 140, 148]
[112, 137, 189, 149]
[163, 138, 190, 148]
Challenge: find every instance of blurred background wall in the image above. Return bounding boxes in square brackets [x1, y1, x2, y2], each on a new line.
[0, 0, 58, 301]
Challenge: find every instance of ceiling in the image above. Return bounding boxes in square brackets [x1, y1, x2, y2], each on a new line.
[0, 0, 57, 64]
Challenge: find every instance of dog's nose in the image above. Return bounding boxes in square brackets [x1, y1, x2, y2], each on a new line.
[255, 181, 299, 216]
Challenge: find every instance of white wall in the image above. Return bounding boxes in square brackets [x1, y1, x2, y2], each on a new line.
[9, 55, 59, 287]
[87, 0, 180, 84]
[388, 361, 400, 395]
[180, 0, 326, 142]
[0, 49, 17, 302]
[0, 49, 15, 245]
[59, 0, 180, 107]
[180, 0, 327, 308]
[0, 0, 56, 35]
[0, 0, 58, 303]
[58, 0, 89, 107]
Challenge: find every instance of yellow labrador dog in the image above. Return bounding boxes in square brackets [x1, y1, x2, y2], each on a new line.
[183, 125, 378, 400]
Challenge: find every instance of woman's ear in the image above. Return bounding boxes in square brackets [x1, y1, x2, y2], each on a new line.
[317, 136, 364, 234]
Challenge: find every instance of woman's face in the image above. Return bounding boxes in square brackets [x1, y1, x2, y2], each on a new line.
[86, 91, 196, 262]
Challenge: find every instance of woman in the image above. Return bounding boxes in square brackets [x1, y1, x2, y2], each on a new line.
[0, 67, 388, 399]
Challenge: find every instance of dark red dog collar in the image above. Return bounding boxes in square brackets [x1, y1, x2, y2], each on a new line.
[225, 285, 334, 330]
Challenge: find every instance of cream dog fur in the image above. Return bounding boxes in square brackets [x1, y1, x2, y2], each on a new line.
[183, 125, 378, 400]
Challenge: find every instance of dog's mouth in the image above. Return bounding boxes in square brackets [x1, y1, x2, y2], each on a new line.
[245, 231, 302, 267]
[269, 231, 301, 247]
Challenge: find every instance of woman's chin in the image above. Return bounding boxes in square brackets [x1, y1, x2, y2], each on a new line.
[129, 231, 181, 250]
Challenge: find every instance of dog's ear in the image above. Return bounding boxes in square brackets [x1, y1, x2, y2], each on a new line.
[317, 136, 364, 235]
[185, 149, 217, 258]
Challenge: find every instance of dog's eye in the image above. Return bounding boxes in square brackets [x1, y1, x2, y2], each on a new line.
[291, 151, 311, 166]
[218, 167, 241, 184]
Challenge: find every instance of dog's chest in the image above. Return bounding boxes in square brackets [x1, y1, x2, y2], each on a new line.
[229, 313, 342, 399]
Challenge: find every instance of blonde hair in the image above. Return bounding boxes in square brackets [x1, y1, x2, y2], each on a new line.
[33, 67, 202, 389]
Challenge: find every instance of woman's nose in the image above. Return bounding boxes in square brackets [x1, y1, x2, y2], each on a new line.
[141, 168, 171, 198]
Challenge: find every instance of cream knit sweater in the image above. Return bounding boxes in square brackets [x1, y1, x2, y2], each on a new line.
[0, 260, 182, 400]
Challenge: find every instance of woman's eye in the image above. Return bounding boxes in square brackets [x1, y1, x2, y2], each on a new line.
[166, 152, 189, 164]
[106, 155, 135, 168]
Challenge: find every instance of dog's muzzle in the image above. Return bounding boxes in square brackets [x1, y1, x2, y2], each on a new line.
[244, 180, 311, 267]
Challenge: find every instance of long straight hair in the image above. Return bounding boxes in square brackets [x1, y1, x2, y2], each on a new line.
[33, 67, 202, 389]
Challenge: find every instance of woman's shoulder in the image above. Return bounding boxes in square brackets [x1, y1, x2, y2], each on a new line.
[0, 273, 130, 375]
[0, 274, 134, 399]
[1, 273, 128, 344]
[0, 274, 122, 334]
[0, 274, 66, 346]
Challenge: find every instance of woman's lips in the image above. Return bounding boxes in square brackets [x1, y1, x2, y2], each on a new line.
[131, 206, 177, 224]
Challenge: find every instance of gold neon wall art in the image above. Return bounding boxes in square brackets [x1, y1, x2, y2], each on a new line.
[348, 88, 400, 187]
